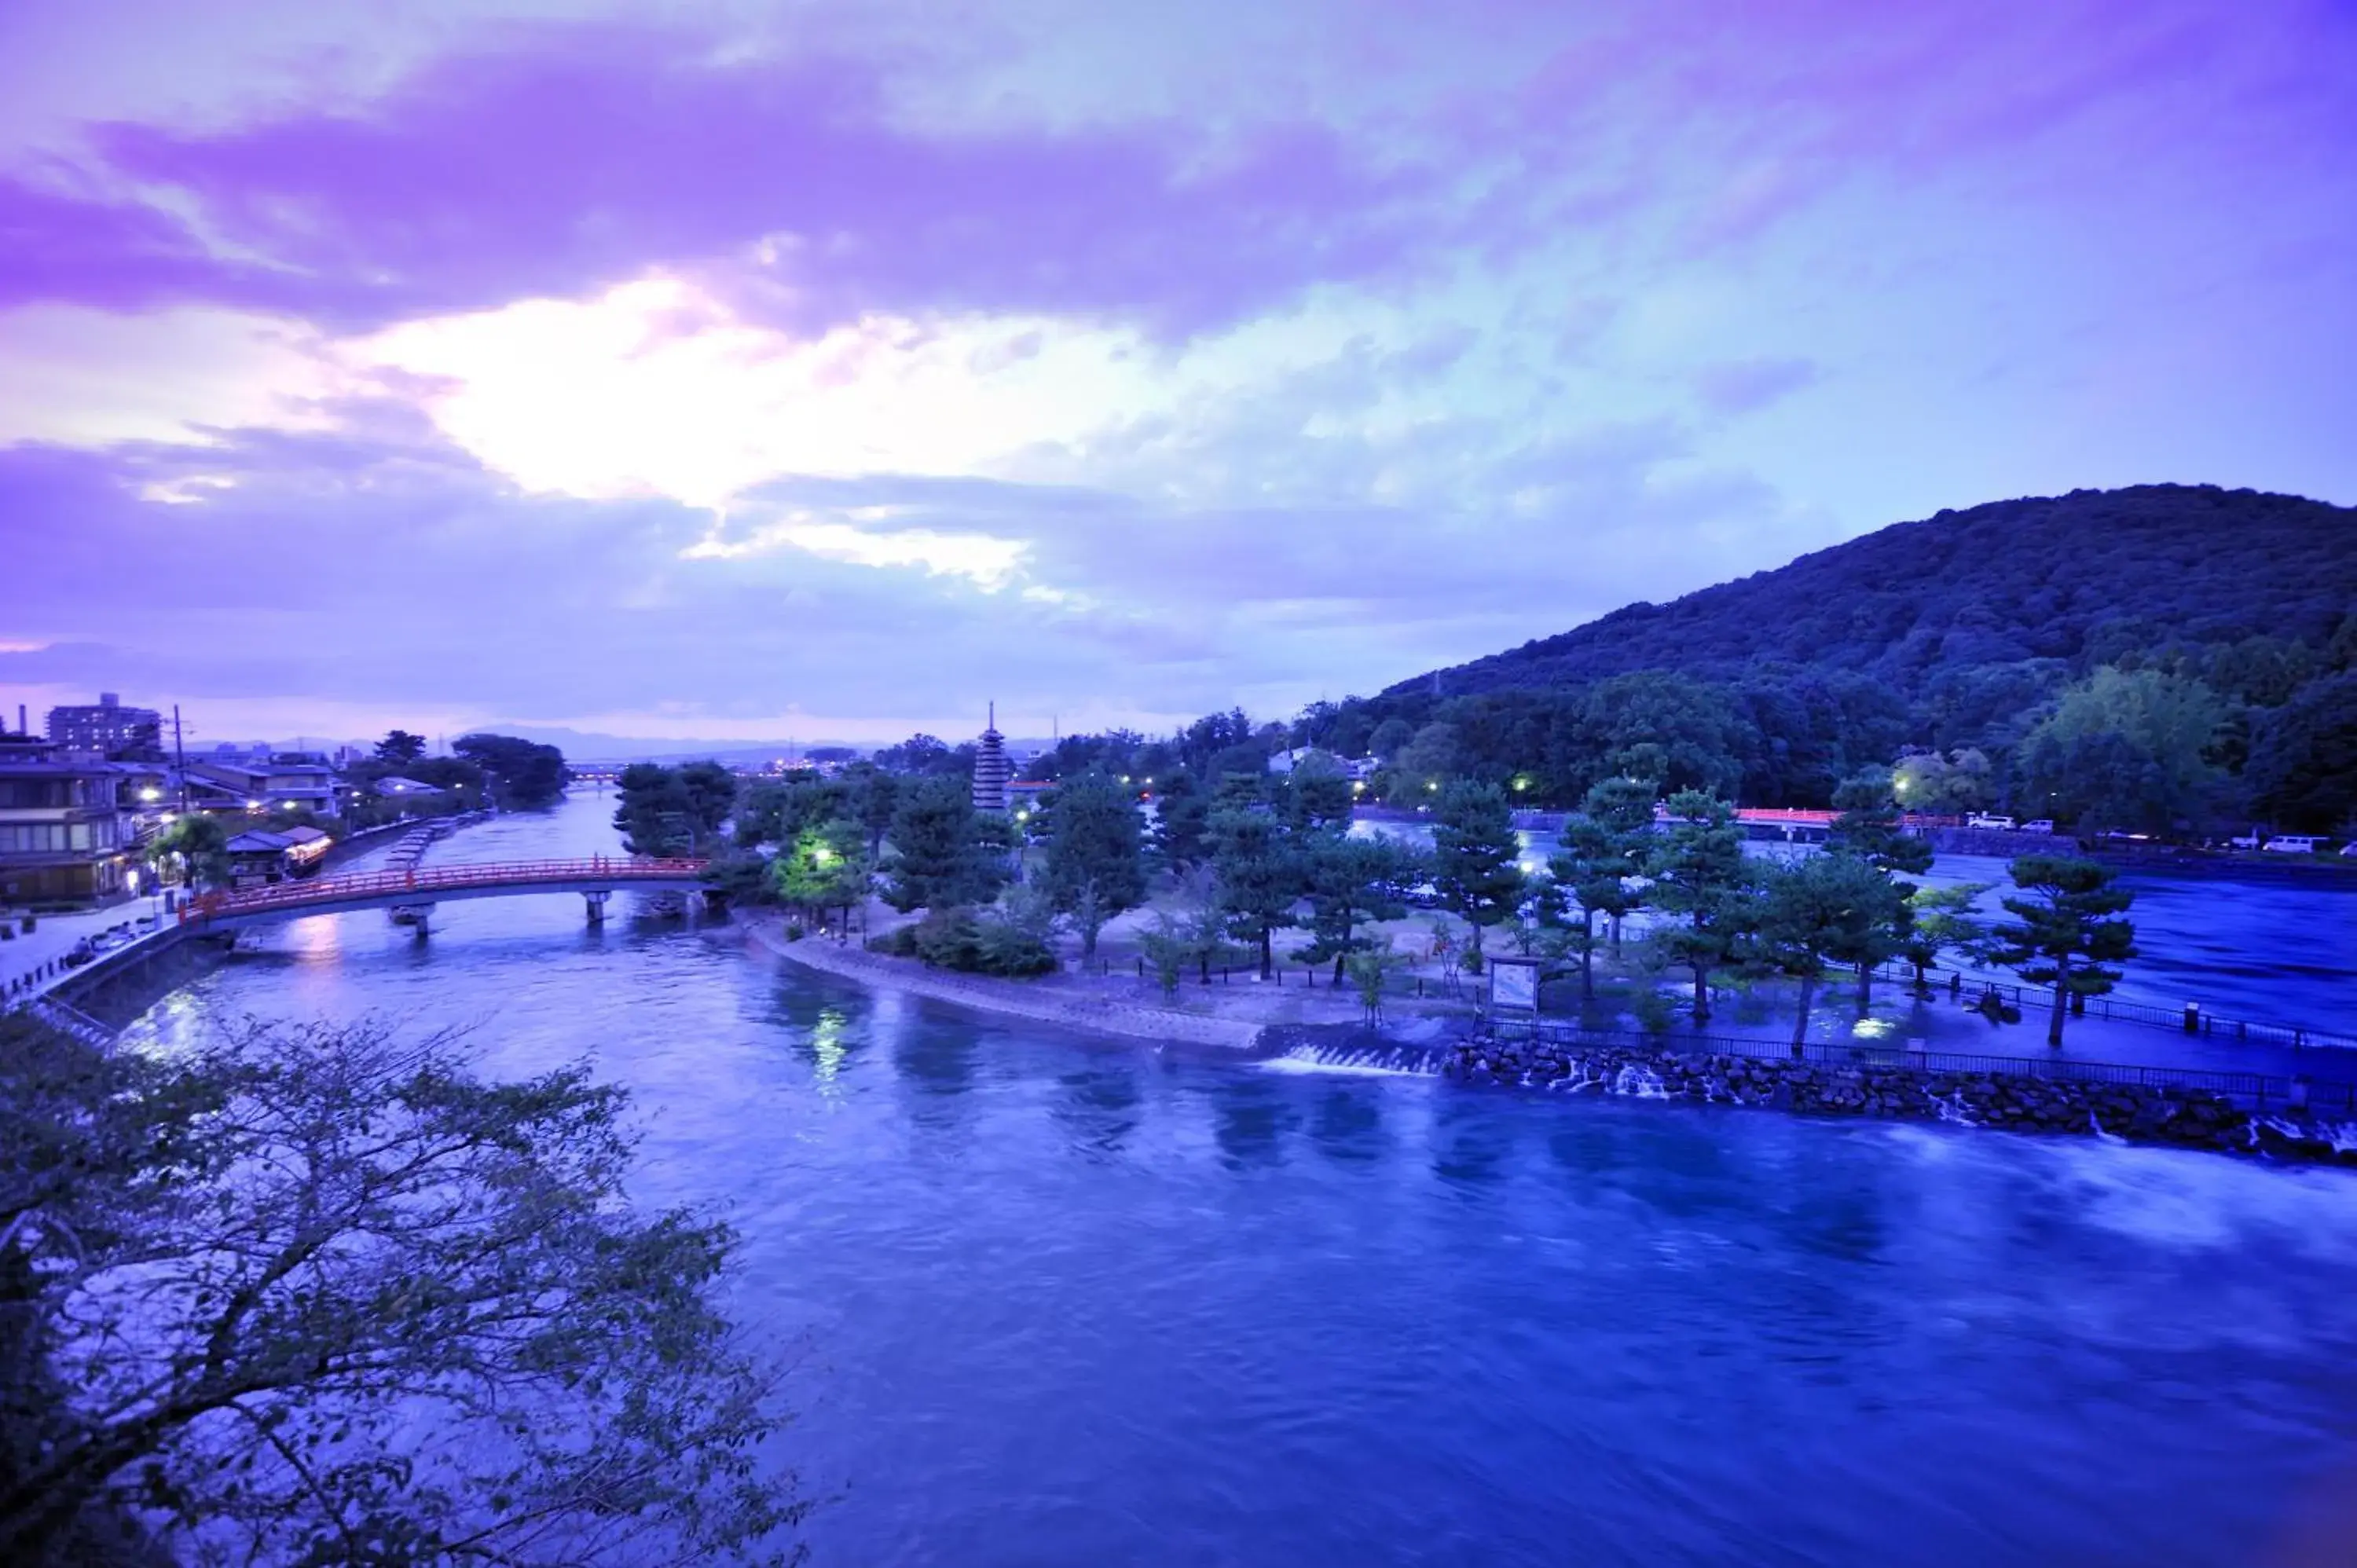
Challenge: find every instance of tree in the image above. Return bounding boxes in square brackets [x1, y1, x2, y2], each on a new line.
[1208, 807, 1303, 980]
[774, 818, 870, 934]
[2244, 672, 2357, 832]
[1549, 777, 1655, 998]
[1431, 780, 1524, 960]
[1987, 855, 2138, 1047]
[1036, 771, 1149, 958]
[1891, 747, 1992, 814]
[1646, 789, 1753, 1024]
[844, 764, 901, 859]
[1296, 830, 1421, 980]
[1899, 882, 1989, 994]
[374, 729, 427, 764]
[2014, 666, 2226, 836]
[1387, 724, 1461, 799]
[676, 761, 739, 852]
[881, 775, 1006, 912]
[146, 811, 230, 888]
[1827, 767, 1934, 1012]
[0, 1015, 801, 1565]
[1149, 770, 1212, 874]
[453, 734, 569, 808]
[612, 764, 695, 857]
[1749, 852, 1908, 1051]
[1345, 938, 1407, 1026]
[1272, 753, 1355, 831]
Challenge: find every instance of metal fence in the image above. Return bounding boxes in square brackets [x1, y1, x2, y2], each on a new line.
[1870, 962, 2356, 1052]
[1470, 1017, 2357, 1114]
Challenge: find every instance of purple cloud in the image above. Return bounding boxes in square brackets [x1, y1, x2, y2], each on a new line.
[1693, 357, 1820, 416]
[2, 28, 1441, 338]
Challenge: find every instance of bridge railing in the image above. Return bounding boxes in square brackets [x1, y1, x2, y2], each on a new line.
[181, 857, 709, 923]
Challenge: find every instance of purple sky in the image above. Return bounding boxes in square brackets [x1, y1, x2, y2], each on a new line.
[5, 0, 2354, 745]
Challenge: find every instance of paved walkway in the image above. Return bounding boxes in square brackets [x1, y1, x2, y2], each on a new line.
[1, 896, 175, 1002]
[746, 919, 1271, 1050]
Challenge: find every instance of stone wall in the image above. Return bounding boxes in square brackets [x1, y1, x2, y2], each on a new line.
[1445, 1036, 2357, 1165]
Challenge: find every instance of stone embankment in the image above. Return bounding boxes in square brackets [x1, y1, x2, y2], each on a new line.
[1446, 1035, 2357, 1165]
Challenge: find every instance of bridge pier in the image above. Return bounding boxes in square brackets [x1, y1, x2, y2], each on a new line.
[585, 890, 611, 925]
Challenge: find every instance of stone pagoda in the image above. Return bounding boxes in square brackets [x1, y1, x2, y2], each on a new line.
[971, 702, 1012, 814]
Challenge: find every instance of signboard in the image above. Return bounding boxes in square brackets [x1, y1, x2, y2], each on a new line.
[1488, 955, 1541, 1013]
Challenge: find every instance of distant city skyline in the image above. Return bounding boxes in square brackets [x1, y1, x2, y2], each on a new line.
[5, 0, 2354, 741]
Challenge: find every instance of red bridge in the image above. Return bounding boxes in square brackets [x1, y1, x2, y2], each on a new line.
[180, 857, 712, 929]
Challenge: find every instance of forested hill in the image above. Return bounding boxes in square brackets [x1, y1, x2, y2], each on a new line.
[1395, 485, 2356, 699]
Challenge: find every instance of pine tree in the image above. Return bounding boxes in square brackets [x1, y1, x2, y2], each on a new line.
[1431, 780, 1525, 961]
[1989, 855, 2138, 1046]
[1647, 789, 1752, 1024]
[1036, 771, 1149, 957]
[1827, 767, 1934, 1012]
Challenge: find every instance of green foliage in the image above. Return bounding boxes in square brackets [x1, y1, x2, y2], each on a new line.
[1901, 881, 1990, 990]
[1748, 851, 1908, 1048]
[1208, 807, 1304, 980]
[1431, 780, 1524, 948]
[1549, 776, 1655, 998]
[1273, 753, 1355, 830]
[1988, 855, 2138, 1046]
[1035, 771, 1149, 956]
[452, 733, 567, 808]
[902, 893, 1060, 976]
[1646, 789, 1754, 1024]
[2015, 666, 2226, 833]
[1296, 830, 1424, 977]
[773, 818, 869, 923]
[1394, 485, 2354, 705]
[699, 847, 782, 907]
[1891, 747, 1992, 812]
[1580, 671, 1748, 797]
[146, 811, 230, 888]
[1344, 938, 1406, 1024]
[611, 763, 695, 856]
[1149, 769, 1212, 873]
[373, 728, 427, 764]
[880, 775, 1008, 912]
[2244, 671, 2357, 831]
[0, 1015, 801, 1565]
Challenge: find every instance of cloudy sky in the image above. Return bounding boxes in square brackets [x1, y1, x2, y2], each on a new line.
[5, 0, 2353, 746]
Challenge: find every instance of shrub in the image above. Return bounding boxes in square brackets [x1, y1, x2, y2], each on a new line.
[867, 925, 920, 958]
[905, 906, 1058, 977]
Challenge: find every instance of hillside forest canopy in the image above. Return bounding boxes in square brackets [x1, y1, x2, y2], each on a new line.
[908, 486, 2354, 837]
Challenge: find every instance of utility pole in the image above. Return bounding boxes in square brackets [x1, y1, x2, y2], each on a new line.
[172, 705, 189, 813]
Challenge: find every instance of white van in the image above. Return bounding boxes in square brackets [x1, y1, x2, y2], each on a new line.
[2263, 835, 2323, 855]
[1967, 813, 2017, 830]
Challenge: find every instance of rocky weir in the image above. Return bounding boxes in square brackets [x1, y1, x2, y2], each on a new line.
[1444, 1031, 2357, 1166]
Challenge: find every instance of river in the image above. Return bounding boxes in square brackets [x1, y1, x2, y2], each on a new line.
[119, 795, 2357, 1566]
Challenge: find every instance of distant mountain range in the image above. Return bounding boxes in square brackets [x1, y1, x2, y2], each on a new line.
[1387, 484, 2356, 700]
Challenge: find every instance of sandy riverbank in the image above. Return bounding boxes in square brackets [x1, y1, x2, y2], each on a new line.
[742, 917, 1307, 1050]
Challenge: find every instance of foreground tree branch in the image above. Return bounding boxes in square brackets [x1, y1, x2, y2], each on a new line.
[0, 1013, 807, 1566]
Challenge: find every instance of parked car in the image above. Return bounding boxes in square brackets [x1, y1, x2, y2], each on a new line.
[1966, 813, 2017, 830]
[2229, 832, 2263, 850]
[2263, 835, 2325, 855]
[2341, 842, 2357, 858]
[2018, 819, 2055, 834]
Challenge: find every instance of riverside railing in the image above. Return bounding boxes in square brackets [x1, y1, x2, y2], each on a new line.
[1470, 1017, 2357, 1115]
[180, 857, 711, 924]
[1870, 962, 2356, 1052]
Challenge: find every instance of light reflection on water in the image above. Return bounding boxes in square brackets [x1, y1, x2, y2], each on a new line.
[112, 798, 2357, 1566]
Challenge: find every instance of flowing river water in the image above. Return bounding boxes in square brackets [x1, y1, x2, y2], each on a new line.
[119, 797, 2357, 1566]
